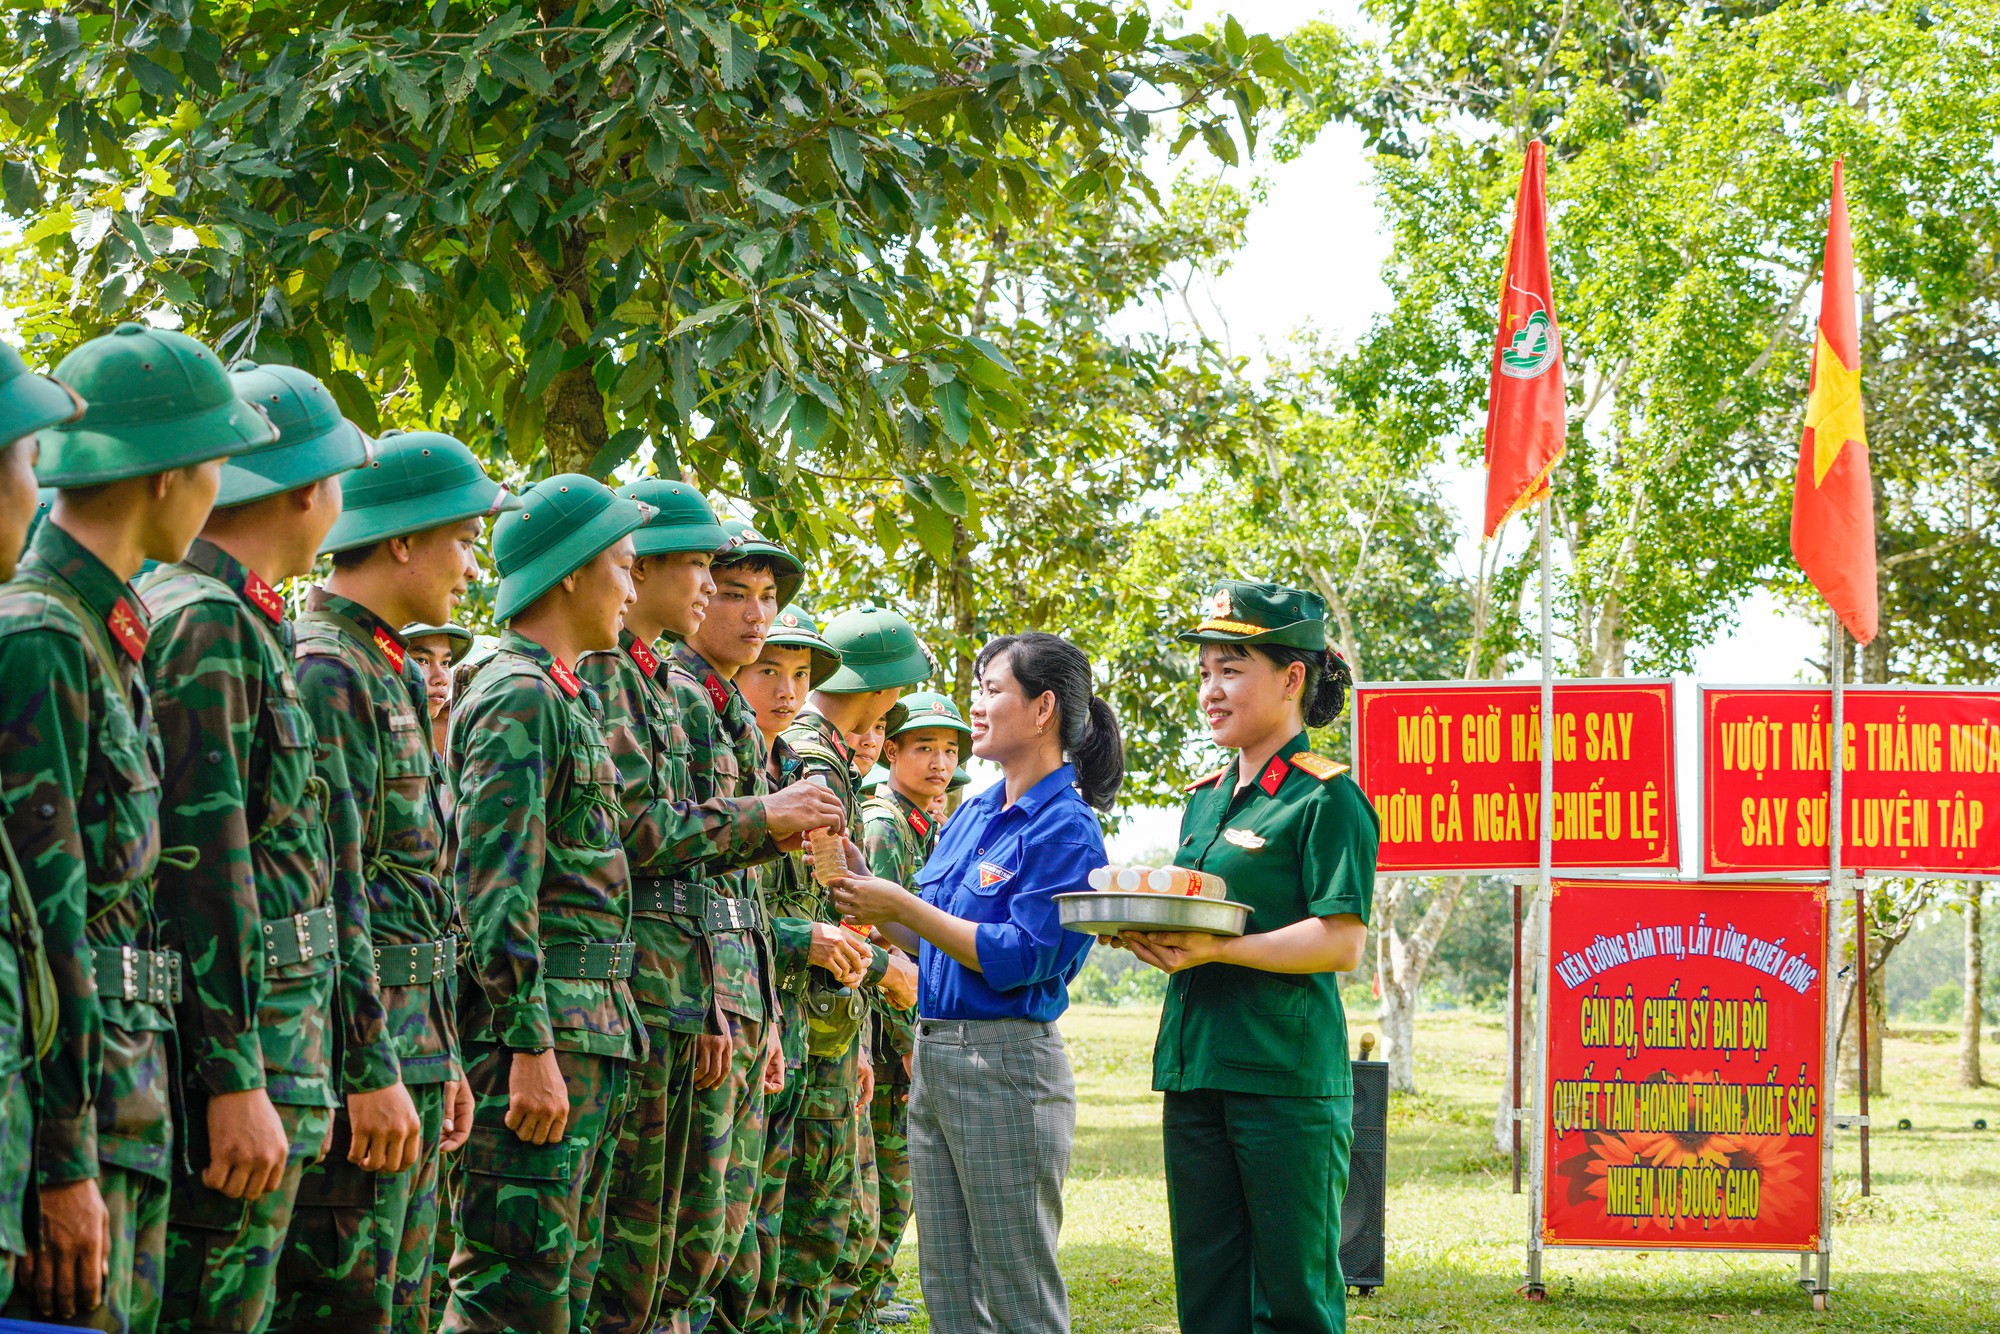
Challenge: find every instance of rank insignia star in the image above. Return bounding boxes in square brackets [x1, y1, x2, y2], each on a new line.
[107, 597, 148, 661]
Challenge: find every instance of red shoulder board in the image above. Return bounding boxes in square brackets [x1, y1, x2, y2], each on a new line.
[242, 571, 285, 623]
[106, 598, 148, 662]
[373, 627, 406, 673]
[703, 672, 729, 713]
[1184, 766, 1228, 792]
[626, 638, 660, 676]
[549, 659, 582, 698]
[1258, 753, 1291, 796]
[907, 807, 931, 838]
[1290, 752, 1348, 782]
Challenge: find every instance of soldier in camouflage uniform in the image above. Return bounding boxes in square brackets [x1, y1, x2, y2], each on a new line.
[443, 474, 650, 1334]
[835, 693, 966, 1333]
[659, 525, 871, 1333]
[275, 432, 512, 1334]
[400, 624, 471, 763]
[581, 490, 847, 1334]
[0, 323, 273, 1331]
[718, 606, 870, 1334]
[766, 607, 929, 1334]
[141, 362, 370, 1334]
[0, 340, 82, 1310]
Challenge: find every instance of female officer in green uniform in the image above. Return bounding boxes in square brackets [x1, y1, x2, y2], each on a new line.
[1121, 579, 1378, 1334]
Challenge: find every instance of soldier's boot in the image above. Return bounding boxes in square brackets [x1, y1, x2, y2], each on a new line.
[442, 1042, 629, 1334]
[660, 1016, 767, 1330]
[589, 1027, 697, 1334]
[161, 1101, 334, 1333]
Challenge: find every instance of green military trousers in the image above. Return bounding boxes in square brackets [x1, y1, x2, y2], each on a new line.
[590, 1024, 699, 1334]
[441, 1042, 629, 1334]
[712, 1059, 802, 1334]
[661, 1010, 768, 1327]
[2, 1161, 169, 1334]
[1162, 1088, 1353, 1334]
[0, 1060, 29, 1309]
[837, 1072, 912, 1330]
[272, 1083, 446, 1334]
[161, 1098, 335, 1333]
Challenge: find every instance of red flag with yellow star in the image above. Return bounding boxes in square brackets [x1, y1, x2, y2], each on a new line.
[1791, 160, 1878, 644]
[1482, 140, 1567, 539]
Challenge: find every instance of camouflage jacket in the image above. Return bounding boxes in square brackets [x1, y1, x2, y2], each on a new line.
[577, 629, 771, 1034]
[295, 588, 457, 1092]
[0, 521, 171, 1185]
[452, 630, 641, 1061]
[140, 541, 336, 1108]
[861, 786, 935, 1072]
[661, 643, 778, 1024]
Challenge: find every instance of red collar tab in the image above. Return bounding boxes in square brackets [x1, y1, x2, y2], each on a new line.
[627, 638, 660, 676]
[107, 598, 148, 662]
[703, 672, 729, 713]
[549, 659, 582, 698]
[243, 570, 285, 623]
[373, 627, 406, 673]
[1258, 753, 1290, 796]
[907, 806, 931, 838]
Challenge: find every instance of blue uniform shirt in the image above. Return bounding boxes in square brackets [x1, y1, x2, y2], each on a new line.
[914, 763, 1101, 1021]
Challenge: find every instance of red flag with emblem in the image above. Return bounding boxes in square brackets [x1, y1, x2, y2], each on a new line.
[1790, 160, 1878, 645]
[1481, 140, 1568, 539]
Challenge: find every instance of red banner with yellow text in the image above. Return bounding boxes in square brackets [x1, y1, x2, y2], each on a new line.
[1542, 878, 1826, 1251]
[1701, 687, 2000, 877]
[1354, 681, 1678, 874]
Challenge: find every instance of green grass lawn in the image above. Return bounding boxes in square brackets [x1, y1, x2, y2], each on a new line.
[890, 1007, 2000, 1332]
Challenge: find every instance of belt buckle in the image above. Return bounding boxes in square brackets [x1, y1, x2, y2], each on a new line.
[295, 913, 315, 963]
[151, 954, 171, 1006]
[262, 919, 281, 968]
[121, 945, 137, 1002]
[613, 940, 632, 976]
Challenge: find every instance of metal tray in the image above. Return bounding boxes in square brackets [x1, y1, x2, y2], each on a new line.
[1055, 891, 1252, 938]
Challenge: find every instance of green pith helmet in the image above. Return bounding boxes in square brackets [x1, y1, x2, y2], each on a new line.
[948, 765, 970, 792]
[401, 622, 474, 666]
[0, 339, 84, 445]
[860, 764, 889, 793]
[41, 323, 278, 486]
[887, 690, 971, 739]
[712, 517, 804, 607]
[492, 473, 652, 622]
[818, 605, 933, 694]
[1177, 578, 1327, 651]
[618, 478, 727, 558]
[219, 362, 372, 507]
[320, 430, 519, 554]
[764, 604, 842, 687]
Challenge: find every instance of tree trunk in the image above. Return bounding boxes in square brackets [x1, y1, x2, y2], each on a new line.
[1962, 888, 1986, 1088]
[542, 228, 607, 475]
[1374, 876, 1470, 1093]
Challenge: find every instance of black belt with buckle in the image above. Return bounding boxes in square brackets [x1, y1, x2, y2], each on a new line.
[543, 940, 637, 980]
[376, 935, 459, 987]
[92, 944, 182, 1006]
[262, 904, 337, 970]
[631, 876, 709, 919]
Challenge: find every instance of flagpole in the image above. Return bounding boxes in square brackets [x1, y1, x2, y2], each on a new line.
[1829, 610, 1872, 1197]
[1523, 500, 1555, 1294]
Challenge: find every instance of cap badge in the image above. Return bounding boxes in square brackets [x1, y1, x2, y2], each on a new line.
[1211, 587, 1233, 618]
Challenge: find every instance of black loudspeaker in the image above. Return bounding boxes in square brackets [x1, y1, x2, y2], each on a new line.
[1341, 1060, 1387, 1293]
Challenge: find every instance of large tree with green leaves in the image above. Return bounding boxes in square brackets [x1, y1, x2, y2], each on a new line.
[0, 0, 1291, 561]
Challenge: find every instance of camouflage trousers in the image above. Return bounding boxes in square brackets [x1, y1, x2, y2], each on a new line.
[2, 1162, 169, 1334]
[427, 1156, 459, 1332]
[271, 1083, 446, 1334]
[833, 1074, 911, 1332]
[588, 1024, 697, 1334]
[711, 1061, 802, 1334]
[661, 1011, 768, 1329]
[160, 1098, 335, 1333]
[755, 1054, 869, 1334]
[0, 1058, 29, 1306]
[440, 1042, 629, 1334]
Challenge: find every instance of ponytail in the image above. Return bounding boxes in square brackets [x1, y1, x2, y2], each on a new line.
[975, 632, 1126, 811]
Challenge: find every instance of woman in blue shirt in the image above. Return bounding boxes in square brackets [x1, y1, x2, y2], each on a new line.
[833, 631, 1121, 1334]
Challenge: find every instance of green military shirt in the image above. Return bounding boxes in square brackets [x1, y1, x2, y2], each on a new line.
[140, 540, 336, 1108]
[451, 630, 641, 1060]
[1153, 732, 1378, 1099]
[861, 786, 935, 1074]
[295, 588, 457, 1092]
[663, 643, 781, 1024]
[0, 521, 172, 1184]
[579, 630, 774, 1035]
